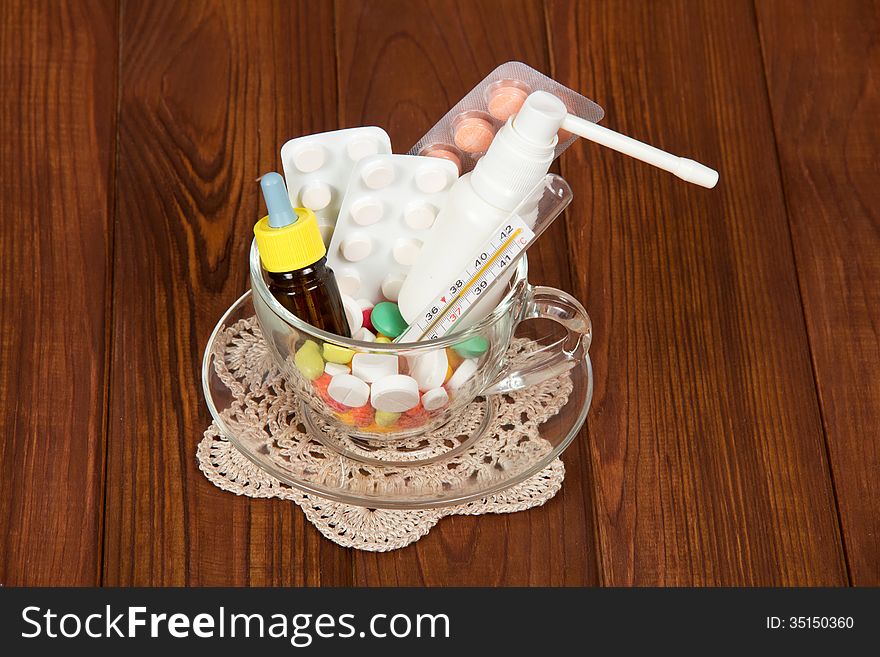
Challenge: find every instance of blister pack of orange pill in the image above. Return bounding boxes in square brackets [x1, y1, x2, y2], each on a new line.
[408, 61, 605, 175]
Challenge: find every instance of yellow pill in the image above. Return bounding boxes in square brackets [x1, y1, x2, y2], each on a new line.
[375, 336, 392, 344]
[294, 340, 324, 380]
[375, 410, 401, 427]
[446, 347, 463, 371]
[335, 410, 355, 425]
[444, 364, 453, 383]
[323, 342, 355, 364]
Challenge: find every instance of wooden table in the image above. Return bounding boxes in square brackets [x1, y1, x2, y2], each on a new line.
[1, 0, 877, 586]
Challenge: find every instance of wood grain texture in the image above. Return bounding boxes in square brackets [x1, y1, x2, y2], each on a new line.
[102, 0, 353, 585]
[546, 0, 847, 585]
[756, 0, 880, 585]
[335, 0, 599, 586]
[5, 0, 878, 587]
[0, 0, 116, 586]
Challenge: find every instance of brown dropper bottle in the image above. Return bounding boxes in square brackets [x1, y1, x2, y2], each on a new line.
[254, 172, 351, 337]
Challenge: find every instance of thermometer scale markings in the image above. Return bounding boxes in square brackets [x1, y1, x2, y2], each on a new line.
[399, 215, 535, 342]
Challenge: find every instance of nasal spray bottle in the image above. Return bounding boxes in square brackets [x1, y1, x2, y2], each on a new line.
[254, 172, 351, 337]
[397, 91, 718, 327]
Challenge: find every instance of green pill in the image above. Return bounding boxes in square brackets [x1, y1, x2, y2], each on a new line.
[370, 301, 408, 338]
[452, 335, 489, 359]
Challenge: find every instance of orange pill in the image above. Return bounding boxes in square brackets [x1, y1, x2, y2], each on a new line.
[312, 372, 333, 392]
[424, 148, 462, 175]
[454, 116, 495, 153]
[443, 364, 453, 383]
[487, 85, 528, 121]
[350, 403, 375, 428]
[398, 403, 428, 429]
[446, 347, 463, 371]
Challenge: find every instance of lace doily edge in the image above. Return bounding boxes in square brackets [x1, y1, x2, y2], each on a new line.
[196, 431, 565, 552]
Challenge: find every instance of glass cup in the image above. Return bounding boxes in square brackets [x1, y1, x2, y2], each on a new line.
[250, 241, 591, 440]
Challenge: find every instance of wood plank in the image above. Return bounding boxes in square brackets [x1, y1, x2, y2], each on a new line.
[0, 0, 116, 586]
[102, 0, 352, 585]
[546, 0, 847, 584]
[336, 0, 599, 585]
[755, 0, 880, 585]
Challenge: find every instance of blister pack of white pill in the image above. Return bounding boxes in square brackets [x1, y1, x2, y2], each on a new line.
[327, 153, 459, 305]
[280, 127, 392, 244]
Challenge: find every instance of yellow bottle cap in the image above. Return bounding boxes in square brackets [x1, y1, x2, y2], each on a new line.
[253, 207, 326, 273]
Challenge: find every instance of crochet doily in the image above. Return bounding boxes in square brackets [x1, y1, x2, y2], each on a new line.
[198, 317, 572, 551]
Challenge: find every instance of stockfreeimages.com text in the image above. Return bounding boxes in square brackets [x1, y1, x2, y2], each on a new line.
[21, 606, 450, 646]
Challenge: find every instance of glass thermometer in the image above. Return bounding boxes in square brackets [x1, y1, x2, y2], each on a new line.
[396, 174, 572, 343]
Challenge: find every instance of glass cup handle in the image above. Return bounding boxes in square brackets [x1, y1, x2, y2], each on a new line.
[483, 285, 592, 395]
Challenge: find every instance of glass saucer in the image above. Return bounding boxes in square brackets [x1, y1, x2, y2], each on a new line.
[202, 291, 592, 509]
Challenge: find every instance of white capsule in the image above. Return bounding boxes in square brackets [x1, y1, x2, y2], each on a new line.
[350, 196, 384, 226]
[421, 386, 449, 411]
[292, 143, 325, 173]
[341, 294, 363, 334]
[405, 349, 448, 391]
[370, 374, 420, 412]
[346, 136, 380, 162]
[352, 353, 399, 383]
[447, 358, 478, 390]
[300, 181, 332, 210]
[415, 166, 450, 194]
[403, 202, 437, 230]
[327, 374, 370, 408]
[392, 238, 423, 266]
[381, 274, 405, 302]
[336, 268, 361, 296]
[340, 233, 372, 262]
[353, 327, 376, 342]
[361, 160, 395, 189]
[324, 362, 350, 376]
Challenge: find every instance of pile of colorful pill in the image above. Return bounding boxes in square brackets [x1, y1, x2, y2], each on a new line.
[292, 298, 489, 432]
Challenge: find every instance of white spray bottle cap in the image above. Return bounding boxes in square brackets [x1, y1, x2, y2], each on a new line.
[510, 90, 568, 146]
[470, 92, 565, 211]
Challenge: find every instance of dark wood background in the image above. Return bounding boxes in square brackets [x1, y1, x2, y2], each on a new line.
[1, 0, 877, 586]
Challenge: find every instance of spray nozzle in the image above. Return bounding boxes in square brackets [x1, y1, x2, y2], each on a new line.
[512, 91, 719, 188]
[260, 172, 297, 228]
[511, 90, 568, 146]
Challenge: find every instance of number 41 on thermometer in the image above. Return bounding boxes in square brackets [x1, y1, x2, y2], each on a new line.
[396, 217, 535, 343]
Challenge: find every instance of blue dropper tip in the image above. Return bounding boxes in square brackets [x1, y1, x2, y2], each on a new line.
[260, 172, 297, 228]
